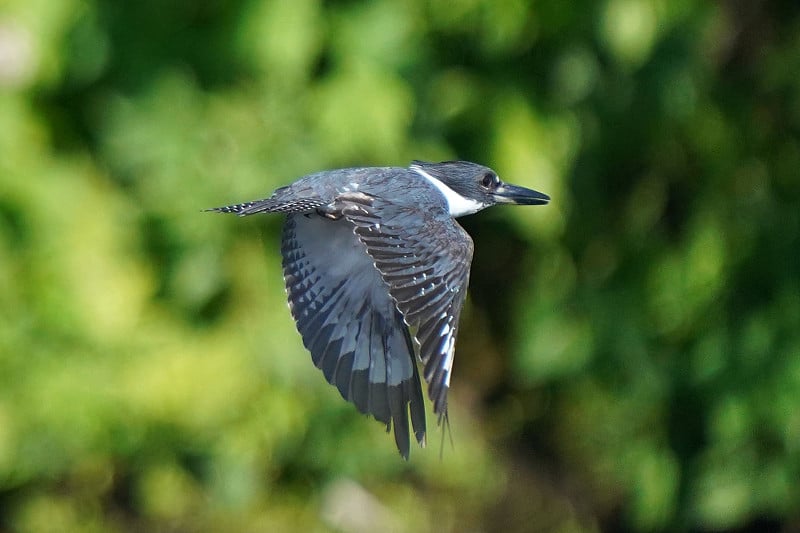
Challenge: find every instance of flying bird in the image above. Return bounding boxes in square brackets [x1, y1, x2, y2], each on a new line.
[208, 160, 549, 458]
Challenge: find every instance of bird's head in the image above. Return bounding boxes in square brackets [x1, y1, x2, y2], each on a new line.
[410, 160, 550, 217]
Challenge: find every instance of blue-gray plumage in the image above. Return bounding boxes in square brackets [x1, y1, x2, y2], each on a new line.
[208, 160, 549, 458]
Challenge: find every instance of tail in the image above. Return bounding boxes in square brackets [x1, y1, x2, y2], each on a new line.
[206, 186, 326, 216]
[204, 199, 274, 216]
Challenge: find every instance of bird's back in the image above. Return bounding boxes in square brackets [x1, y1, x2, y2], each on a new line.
[277, 166, 449, 215]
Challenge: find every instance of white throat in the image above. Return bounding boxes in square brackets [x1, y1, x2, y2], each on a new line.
[411, 166, 486, 217]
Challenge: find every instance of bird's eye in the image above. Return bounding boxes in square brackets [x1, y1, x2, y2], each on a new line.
[481, 172, 498, 188]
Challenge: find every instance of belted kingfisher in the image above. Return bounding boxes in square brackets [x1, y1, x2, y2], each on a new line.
[209, 160, 549, 458]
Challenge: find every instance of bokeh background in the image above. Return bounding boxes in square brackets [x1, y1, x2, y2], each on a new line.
[2, 0, 799, 531]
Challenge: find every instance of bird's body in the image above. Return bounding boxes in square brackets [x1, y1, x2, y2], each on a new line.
[209, 161, 549, 458]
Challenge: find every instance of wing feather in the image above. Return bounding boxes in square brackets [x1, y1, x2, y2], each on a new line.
[341, 194, 473, 421]
[281, 213, 426, 458]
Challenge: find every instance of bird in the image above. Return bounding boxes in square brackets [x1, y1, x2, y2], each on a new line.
[208, 160, 549, 459]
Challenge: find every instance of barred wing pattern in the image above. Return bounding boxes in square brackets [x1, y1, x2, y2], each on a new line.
[281, 213, 426, 458]
[341, 194, 473, 420]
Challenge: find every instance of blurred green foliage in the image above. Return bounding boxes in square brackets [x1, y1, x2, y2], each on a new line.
[1, 0, 799, 531]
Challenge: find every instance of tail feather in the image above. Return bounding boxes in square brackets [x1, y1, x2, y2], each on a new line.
[206, 186, 327, 216]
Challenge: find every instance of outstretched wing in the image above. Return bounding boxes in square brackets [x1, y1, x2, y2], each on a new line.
[282, 213, 427, 458]
[341, 194, 473, 420]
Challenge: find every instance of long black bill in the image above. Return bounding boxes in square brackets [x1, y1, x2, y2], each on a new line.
[494, 184, 550, 205]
